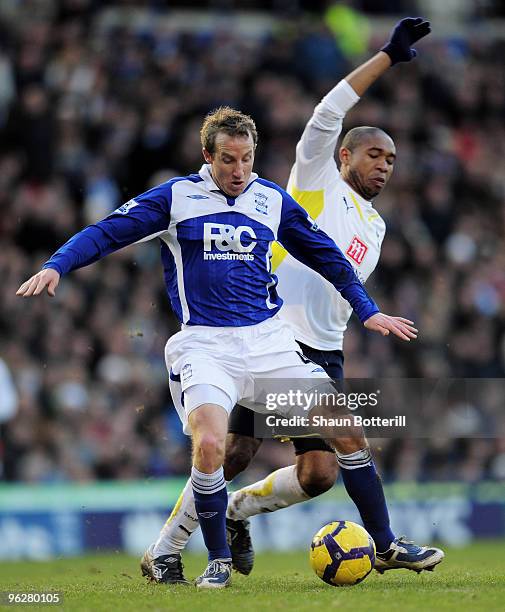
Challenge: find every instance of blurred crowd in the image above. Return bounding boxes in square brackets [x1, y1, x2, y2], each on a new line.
[1, 1, 505, 485]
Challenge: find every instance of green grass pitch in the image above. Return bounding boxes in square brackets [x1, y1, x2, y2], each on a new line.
[0, 542, 504, 611]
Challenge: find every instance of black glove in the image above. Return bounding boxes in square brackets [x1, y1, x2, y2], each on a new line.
[381, 17, 431, 65]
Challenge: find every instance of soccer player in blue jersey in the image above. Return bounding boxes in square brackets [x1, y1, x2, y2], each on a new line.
[18, 100, 417, 587]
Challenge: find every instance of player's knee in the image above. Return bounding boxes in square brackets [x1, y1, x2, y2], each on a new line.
[300, 471, 336, 497]
[333, 432, 368, 455]
[194, 434, 225, 471]
[297, 454, 338, 498]
[224, 435, 260, 480]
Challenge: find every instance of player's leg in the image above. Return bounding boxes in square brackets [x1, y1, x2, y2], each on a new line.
[222, 406, 264, 575]
[329, 432, 444, 573]
[299, 342, 444, 572]
[144, 391, 233, 588]
[295, 443, 338, 496]
[302, 343, 394, 552]
[141, 476, 195, 584]
[142, 406, 262, 584]
[187, 392, 233, 589]
[331, 429, 396, 554]
[224, 405, 263, 480]
[148, 330, 247, 588]
[333, 433, 444, 572]
[225, 439, 338, 576]
[227, 439, 336, 520]
[148, 431, 260, 557]
[141, 368, 203, 585]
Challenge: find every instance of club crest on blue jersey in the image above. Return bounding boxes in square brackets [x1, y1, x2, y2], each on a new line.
[254, 192, 269, 215]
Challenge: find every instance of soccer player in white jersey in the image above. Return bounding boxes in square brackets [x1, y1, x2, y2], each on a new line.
[140, 17, 443, 584]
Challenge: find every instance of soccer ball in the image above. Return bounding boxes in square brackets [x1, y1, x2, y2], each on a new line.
[309, 520, 376, 586]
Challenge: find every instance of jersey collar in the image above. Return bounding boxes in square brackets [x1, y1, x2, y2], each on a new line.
[199, 164, 258, 195]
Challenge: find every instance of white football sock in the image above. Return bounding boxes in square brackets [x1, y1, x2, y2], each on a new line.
[152, 477, 199, 557]
[227, 465, 310, 521]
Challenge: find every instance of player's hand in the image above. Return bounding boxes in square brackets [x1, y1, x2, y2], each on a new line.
[16, 268, 61, 298]
[381, 17, 431, 65]
[363, 313, 418, 342]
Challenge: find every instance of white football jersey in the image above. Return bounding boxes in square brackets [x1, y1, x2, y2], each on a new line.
[273, 80, 386, 351]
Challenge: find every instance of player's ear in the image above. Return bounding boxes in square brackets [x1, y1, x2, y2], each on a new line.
[339, 147, 351, 165]
[202, 148, 213, 163]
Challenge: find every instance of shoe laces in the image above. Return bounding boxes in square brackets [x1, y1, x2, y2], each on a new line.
[396, 536, 422, 552]
[204, 559, 230, 577]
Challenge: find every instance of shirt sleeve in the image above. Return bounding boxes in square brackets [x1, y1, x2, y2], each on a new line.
[42, 183, 172, 276]
[290, 79, 360, 191]
[277, 189, 379, 324]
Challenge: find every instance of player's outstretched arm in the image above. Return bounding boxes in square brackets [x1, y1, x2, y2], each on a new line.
[345, 17, 431, 96]
[291, 17, 430, 190]
[16, 185, 172, 299]
[16, 268, 61, 298]
[364, 313, 418, 342]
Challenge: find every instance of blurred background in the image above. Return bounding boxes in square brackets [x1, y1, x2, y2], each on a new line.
[1, 0, 505, 559]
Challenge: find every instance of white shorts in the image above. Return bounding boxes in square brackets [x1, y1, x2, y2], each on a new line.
[165, 316, 330, 434]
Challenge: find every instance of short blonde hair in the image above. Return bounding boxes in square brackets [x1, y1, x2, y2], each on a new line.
[200, 106, 258, 154]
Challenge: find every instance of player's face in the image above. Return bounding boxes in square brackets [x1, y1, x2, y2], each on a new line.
[339, 134, 396, 200]
[203, 132, 255, 197]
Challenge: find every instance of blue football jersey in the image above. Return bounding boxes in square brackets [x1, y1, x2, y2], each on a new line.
[43, 165, 379, 327]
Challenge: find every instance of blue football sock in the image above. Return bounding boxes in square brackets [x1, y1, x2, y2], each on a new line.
[337, 449, 395, 552]
[191, 466, 231, 561]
